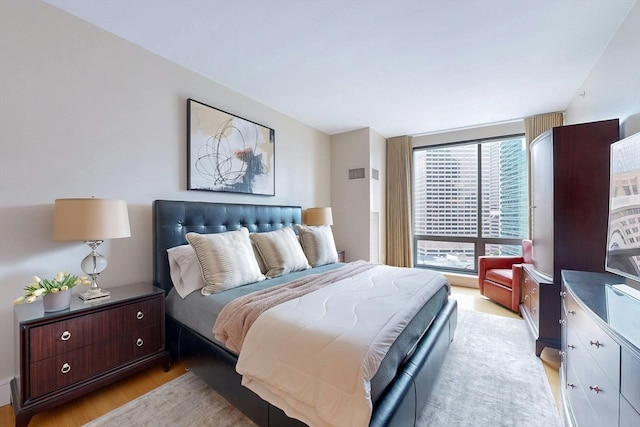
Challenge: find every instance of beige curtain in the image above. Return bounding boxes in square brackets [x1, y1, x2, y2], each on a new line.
[524, 112, 563, 236]
[524, 112, 564, 145]
[386, 136, 413, 267]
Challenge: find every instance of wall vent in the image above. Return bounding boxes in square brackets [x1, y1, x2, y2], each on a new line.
[348, 167, 366, 180]
[371, 168, 379, 180]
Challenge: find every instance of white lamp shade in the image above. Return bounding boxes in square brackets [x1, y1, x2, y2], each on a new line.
[305, 207, 333, 226]
[53, 198, 131, 241]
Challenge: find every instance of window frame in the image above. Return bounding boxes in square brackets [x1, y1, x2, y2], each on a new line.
[412, 133, 528, 274]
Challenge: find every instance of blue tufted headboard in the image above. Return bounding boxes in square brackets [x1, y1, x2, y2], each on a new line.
[152, 199, 302, 294]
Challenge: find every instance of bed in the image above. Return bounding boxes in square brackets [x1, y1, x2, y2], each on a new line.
[152, 199, 457, 427]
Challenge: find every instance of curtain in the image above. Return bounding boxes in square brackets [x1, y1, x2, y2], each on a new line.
[523, 112, 563, 236]
[386, 136, 413, 267]
[524, 112, 564, 145]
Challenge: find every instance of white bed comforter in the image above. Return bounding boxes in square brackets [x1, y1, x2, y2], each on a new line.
[235, 263, 448, 427]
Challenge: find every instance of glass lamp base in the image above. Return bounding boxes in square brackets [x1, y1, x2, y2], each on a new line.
[79, 288, 111, 302]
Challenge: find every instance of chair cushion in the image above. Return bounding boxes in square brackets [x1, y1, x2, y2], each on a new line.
[485, 268, 514, 288]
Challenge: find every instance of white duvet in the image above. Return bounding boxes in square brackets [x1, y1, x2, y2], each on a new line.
[235, 264, 448, 427]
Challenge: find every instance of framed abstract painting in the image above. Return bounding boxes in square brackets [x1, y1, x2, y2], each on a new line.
[187, 98, 275, 195]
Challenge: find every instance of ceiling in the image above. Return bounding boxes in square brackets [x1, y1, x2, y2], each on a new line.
[45, 0, 636, 137]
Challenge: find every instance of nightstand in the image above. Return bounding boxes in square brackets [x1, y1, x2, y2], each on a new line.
[10, 282, 170, 427]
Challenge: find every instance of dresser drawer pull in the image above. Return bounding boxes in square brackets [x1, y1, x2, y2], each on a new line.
[137, 311, 144, 320]
[560, 291, 566, 298]
[559, 319, 566, 325]
[559, 351, 566, 357]
[531, 287, 537, 294]
[568, 310, 576, 315]
[590, 340, 603, 348]
[524, 295, 529, 301]
[568, 344, 576, 349]
[60, 363, 71, 374]
[589, 385, 602, 394]
[567, 383, 576, 389]
[524, 278, 529, 284]
[60, 331, 71, 341]
[136, 338, 144, 347]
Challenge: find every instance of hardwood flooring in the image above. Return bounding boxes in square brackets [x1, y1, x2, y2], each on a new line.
[0, 285, 561, 426]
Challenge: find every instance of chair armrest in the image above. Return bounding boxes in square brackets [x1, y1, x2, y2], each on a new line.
[478, 256, 525, 271]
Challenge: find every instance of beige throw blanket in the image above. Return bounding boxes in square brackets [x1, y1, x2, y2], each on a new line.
[235, 263, 448, 427]
[213, 260, 376, 353]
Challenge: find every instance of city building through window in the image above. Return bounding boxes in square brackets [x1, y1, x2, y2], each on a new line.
[413, 135, 529, 273]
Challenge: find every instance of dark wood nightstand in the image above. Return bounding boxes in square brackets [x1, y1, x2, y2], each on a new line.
[338, 250, 345, 262]
[11, 282, 170, 427]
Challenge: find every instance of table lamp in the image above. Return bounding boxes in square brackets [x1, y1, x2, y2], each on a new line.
[52, 198, 131, 301]
[305, 207, 333, 226]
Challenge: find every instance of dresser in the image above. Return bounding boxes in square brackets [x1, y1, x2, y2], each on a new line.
[11, 282, 170, 427]
[524, 119, 619, 355]
[560, 270, 640, 427]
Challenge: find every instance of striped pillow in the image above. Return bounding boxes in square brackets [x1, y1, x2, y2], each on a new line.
[296, 224, 339, 267]
[250, 227, 310, 278]
[186, 228, 265, 294]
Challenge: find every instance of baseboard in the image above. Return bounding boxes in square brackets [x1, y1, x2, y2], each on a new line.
[443, 272, 478, 288]
[0, 376, 11, 406]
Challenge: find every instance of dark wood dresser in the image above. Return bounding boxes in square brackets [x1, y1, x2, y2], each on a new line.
[523, 119, 619, 356]
[11, 282, 170, 427]
[560, 270, 640, 427]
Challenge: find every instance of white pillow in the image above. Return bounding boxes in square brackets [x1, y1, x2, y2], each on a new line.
[295, 224, 339, 267]
[186, 228, 265, 294]
[167, 244, 208, 298]
[250, 227, 310, 278]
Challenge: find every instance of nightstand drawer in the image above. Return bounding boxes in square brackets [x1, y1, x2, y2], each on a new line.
[29, 339, 114, 398]
[29, 315, 92, 362]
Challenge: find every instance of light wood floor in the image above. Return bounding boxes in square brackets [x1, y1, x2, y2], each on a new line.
[0, 286, 561, 426]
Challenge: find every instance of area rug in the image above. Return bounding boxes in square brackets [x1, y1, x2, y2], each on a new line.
[84, 310, 562, 427]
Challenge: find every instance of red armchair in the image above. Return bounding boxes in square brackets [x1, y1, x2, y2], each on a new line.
[478, 240, 533, 312]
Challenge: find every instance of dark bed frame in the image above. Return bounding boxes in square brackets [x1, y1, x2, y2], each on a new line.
[152, 199, 457, 427]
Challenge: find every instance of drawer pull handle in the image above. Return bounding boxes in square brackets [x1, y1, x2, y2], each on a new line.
[136, 338, 144, 347]
[568, 344, 576, 349]
[532, 307, 537, 314]
[524, 295, 529, 300]
[560, 291, 566, 298]
[567, 383, 576, 389]
[524, 278, 529, 284]
[531, 287, 537, 294]
[137, 311, 144, 320]
[61, 363, 71, 374]
[568, 310, 576, 315]
[559, 319, 565, 325]
[589, 385, 602, 394]
[60, 331, 71, 341]
[559, 351, 566, 357]
[590, 340, 603, 348]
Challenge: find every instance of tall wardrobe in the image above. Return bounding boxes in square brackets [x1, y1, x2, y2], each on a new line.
[521, 119, 620, 356]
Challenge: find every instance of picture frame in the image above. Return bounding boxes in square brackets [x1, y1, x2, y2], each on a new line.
[187, 98, 275, 195]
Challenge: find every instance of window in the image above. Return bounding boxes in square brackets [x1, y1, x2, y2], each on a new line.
[413, 135, 529, 273]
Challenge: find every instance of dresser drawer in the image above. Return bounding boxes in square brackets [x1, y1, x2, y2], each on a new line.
[522, 269, 539, 327]
[621, 347, 640, 413]
[566, 363, 596, 427]
[621, 395, 640, 427]
[565, 289, 620, 383]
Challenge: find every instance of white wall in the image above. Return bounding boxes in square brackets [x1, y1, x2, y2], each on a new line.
[564, 0, 640, 137]
[0, 1, 331, 405]
[330, 129, 370, 262]
[368, 129, 386, 264]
